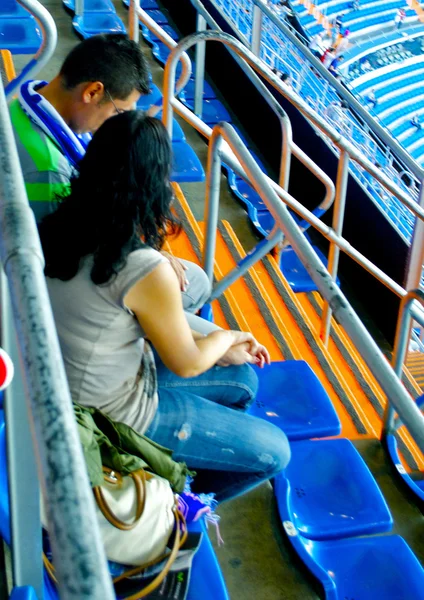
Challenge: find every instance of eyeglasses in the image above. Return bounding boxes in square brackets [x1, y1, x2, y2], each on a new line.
[105, 89, 124, 114]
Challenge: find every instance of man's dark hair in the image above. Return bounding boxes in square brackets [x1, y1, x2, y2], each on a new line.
[59, 34, 150, 99]
[280, 72, 290, 82]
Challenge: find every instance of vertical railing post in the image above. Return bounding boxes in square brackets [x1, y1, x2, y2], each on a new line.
[194, 13, 207, 118]
[251, 3, 263, 56]
[129, 0, 140, 43]
[203, 131, 224, 282]
[405, 180, 424, 292]
[320, 150, 350, 345]
[75, 0, 83, 18]
[382, 289, 424, 437]
[0, 271, 43, 599]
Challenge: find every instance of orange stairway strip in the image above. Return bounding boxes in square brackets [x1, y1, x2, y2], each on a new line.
[0, 50, 16, 83]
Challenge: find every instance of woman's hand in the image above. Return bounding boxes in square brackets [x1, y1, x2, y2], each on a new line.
[217, 332, 271, 368]
[160, 251, 188, 292]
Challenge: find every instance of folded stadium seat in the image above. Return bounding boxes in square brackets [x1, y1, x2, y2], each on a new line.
[149, 23, 179, 43]
[122, 0, 158, 8]
[279, 245, 341, 293]
[272, 512, 424, 600]
[247, 361, 341, 440]
[276, 438, 393, 540]
[71, 0, 126, 40]
[9, 588, 38, 600]
[0, 411, 229, 600]
[0, 16, 42, 54]
[62, 0, 116, 12]
[0, 0, 30, 17]
[179, 77, 217, 104]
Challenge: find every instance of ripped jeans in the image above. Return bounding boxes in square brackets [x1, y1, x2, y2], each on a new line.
[144, 362, 291, 503]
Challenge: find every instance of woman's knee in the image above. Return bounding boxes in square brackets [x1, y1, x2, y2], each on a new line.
[222, 363, 258, 409]
[252, 419, 291, 476]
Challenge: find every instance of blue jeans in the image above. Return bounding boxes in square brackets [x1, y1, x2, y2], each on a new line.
[145, 362, 291, 502]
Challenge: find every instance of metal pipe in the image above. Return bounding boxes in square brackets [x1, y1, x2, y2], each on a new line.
[382, 289, 424, 437]
[129, 0, 140, 44]
[75, 0, 83, 18]
[1, 272, 43, 599]
[251, 4, 263, 56]
[194, 14, 207, 117]
[203, 132, 224, 281]
[6, 0, 57, 99]
[404, 180, 424, 292]
[0, 77, 115, 600]
[208, 122, 424, 453]
[251, 0, 424, 181]
[166, 94, 421, 313]
[136, 8, 192, 128]
[321, 151, 350, 345]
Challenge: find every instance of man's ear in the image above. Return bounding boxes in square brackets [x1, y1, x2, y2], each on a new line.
[81, 81, 105, 105]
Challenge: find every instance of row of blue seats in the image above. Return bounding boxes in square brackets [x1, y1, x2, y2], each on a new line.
[136, 0, 334, 293]
[61, 0, 126, 39]
[354, 60, 424, 94]
[298, 0, 407, 29]
[384, 98, 424, 126]
[307, 8, 416, 36]
[0, 0, 42, 54]
[373, 84, 424, 115]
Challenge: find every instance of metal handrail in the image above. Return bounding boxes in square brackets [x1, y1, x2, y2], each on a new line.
[162, 31, 424, 331]
[383, 288, 424, 437]
[5, 0, 57, 98]
[204, 121, 424, 453]
[131, 3, 193, 107]
[0, 77, 115, 599]
[189, 0, 336, 224]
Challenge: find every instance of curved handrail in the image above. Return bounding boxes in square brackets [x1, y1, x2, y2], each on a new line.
[0, 78, 115, 598]
[5, 0, 57, 99]
[190, 0, 335, 223]
[383, 288, 424, 436]
[204, 120, 424, 454]
[131, 4, 192, 113]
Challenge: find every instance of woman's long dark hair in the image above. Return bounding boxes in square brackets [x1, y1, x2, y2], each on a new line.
[39, 112, 178, 284]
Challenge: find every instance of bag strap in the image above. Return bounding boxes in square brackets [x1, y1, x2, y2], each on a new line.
[114, 508, 187, 600]
[93, 468, 150, 531]
[43, 507, 188, 600]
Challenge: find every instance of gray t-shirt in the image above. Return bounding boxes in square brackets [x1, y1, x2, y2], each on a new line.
[46, 247, 167, 434]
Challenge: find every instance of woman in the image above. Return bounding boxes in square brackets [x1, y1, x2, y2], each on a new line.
[39, 112, 290, 502]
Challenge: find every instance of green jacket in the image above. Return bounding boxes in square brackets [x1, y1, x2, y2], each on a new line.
[74, 403, 191, 493]
[9, 99, 72, 223]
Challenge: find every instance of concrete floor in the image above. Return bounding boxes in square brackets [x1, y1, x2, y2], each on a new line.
[9, 2, 424, 599]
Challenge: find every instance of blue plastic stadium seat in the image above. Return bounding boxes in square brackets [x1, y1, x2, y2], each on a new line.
[144, 8, 168, 24]
[180, 78, 216, 102]
[136, 82, 163, 111]
[280, 246, 340, 293]
[197, 98, 232, 126]
[386, 433, 424, 504]
[199, 303, 214, 323]
[276, 523, 424, 600]
[122, 0, 159, 8]
[0, 0, 28, 17]
[0, 18, 42, 54]
[171, 141, 205, 183]
[72, 12, 126, 38]
[155, 111, 185, 142]
[63, 0, 116, 13]
[248, 361, 341, 440]
[9, 588, 38, 600]
[276, 438, 393, 540]
[186, 520, 230, 600]
[150, 24, 179, 42]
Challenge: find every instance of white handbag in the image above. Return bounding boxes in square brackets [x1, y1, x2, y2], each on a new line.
[94, 467, 176, 566]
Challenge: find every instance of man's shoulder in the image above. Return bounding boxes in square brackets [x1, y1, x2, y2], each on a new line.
[9, 99, 71, 177]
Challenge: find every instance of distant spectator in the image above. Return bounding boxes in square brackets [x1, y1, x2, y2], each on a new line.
[366, 88, 378, 108]
[361, 58, 372, 72]
[394, 8, 406, 29]
[332, 15, 343, 44]
[321, 46, 336, 67]
[328, 54, 344, 77]
[309, 31, 325, 58]
[349, 0, 360, 10]
[280, 72, 293, 88]
[411, 113, 422, 130]
[325, 99, 349, 131]
[336, 29, 351, 55]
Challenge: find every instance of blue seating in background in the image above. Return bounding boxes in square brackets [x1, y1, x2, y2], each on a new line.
[72, 12, 126, 38]
[280, 245, 340, 293]
[0, 0, 29, 17]
[0, 15, 42, 54]
[248, 361, 341, 440]
[9, 588, 38, 600]
[62, 0, 116, 13]
[278, 438, 393, 540]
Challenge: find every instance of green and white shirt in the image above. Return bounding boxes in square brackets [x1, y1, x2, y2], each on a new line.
[9, 99, 72, 223]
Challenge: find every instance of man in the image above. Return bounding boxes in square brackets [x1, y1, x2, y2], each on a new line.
[328, 54, 344, 77]
[366, 88, 378, 108]
[10, 33, 213, 330]
[411, 113, 422, 130]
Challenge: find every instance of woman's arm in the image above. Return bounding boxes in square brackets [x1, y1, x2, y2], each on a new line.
[124, 262, 256, 377]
